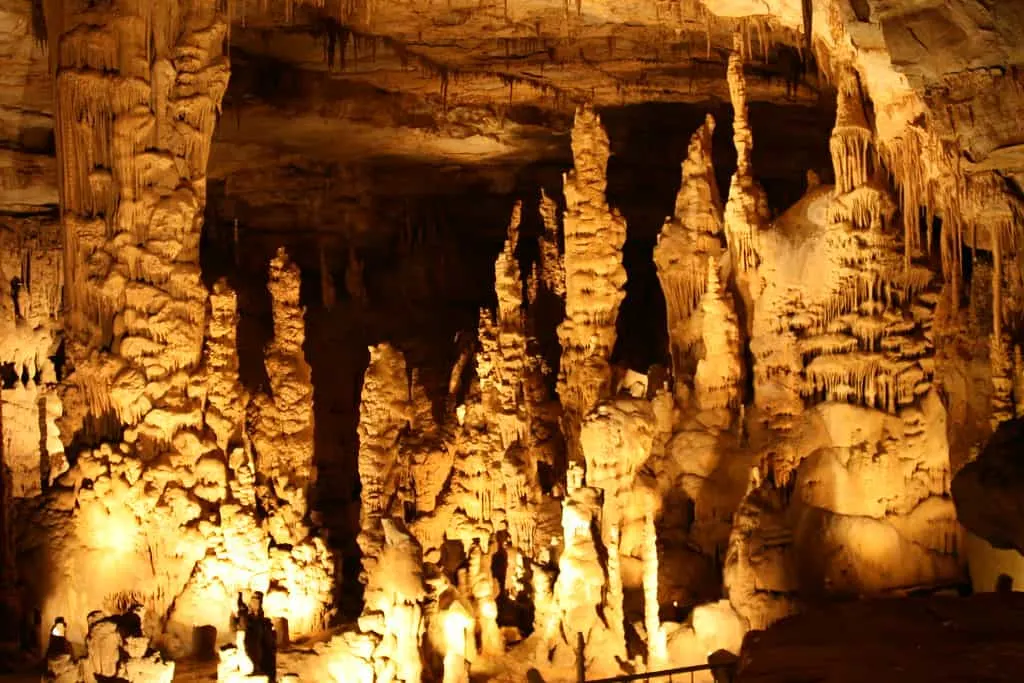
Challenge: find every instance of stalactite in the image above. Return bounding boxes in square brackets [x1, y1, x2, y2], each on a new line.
[723, 34, 768, 274]
[830, 73, 872, 197]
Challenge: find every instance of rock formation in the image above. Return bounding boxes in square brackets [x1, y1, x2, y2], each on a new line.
[654, 115, 725, 402]
[3, 0, 1024, 680]
[557, 106, 628, 464]
[357, 343, 412, 585]
[722, 33, 770, 277]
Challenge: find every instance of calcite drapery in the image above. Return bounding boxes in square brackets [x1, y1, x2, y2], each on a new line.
[729, 67, 960, 628]
[557, 105, 628, 464]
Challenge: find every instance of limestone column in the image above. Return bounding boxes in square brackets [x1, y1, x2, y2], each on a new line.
[723, 34, 769, 276]
[48, 0, 229, 447]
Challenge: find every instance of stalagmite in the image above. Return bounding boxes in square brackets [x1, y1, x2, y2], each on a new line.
[483, 203, 528, 449]
[654, 115, 725, 397]
[578, 399, 656, 663]
[557, 106, 628, 463]
[360, 518, 427, 683]
[694, 257, 744, 414]
[356, 343, 412, 586]
[249, 248, 334, 635]
[642, 512, 666, 667]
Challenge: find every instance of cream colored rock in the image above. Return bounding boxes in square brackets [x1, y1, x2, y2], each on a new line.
[557, 106, 628, 464]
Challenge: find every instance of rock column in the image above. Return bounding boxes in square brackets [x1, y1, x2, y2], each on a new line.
[250, 248, 334, 635]
[557, 106, 628, 464]
[654, 115, 725, 396]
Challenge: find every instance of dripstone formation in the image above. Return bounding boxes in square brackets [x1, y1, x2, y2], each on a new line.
[1, 0, 1023, 681]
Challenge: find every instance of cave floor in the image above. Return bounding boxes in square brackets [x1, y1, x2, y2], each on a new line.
[737, 592, 1024, 682]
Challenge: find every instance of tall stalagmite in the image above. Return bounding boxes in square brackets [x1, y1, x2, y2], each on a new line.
[654, 115, 725, 398]
[557, 106, 628, 463]
[250, 248, 335, 634]
[694, 258, 744, 413]
[357, 343, 412, 586]
[484, 203, 528, 449]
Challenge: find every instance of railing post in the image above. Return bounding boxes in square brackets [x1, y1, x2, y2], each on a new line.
[577, 632, 586, 683]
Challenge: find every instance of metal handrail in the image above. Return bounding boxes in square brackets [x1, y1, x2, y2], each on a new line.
[584, 662, 735, 683]
[575, 633, 737, 683]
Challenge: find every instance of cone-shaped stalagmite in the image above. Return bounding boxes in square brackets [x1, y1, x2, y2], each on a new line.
[695, 257, 744, 413]
[557, 106, 628, 464]
[654, 115, 725, 395]
[250, 248, 335, 634]
[357, 343, 412, 583]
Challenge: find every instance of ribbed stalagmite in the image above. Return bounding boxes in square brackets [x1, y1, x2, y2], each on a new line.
[356, 343, 412, 584]
[654, 115, 725, 395]
[557, 105, 628, 464]
[694, 257, 744, 413]
[250, 248, 335, 635]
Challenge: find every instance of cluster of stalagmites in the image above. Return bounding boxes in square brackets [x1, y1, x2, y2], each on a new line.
[308, 43, 978, 683]
[9, 8, 1021, 680]
[18, 0, 337, 660]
